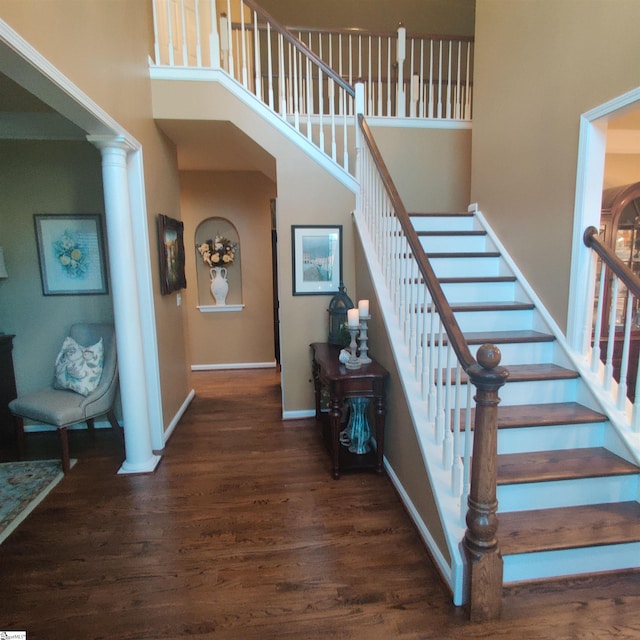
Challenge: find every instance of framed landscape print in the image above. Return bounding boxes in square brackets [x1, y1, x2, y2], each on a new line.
[157, 213, 187, 295]
[291, 225, 342, 295]
[34, 213, 109, 296]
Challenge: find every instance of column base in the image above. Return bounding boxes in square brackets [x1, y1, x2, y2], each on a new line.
[117, 453, 162, 475]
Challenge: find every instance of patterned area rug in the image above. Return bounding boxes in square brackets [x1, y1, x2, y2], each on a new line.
[0, 460, 65, 544]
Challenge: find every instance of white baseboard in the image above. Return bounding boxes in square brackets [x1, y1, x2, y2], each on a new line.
[163, 388, 195, 444]
[282, 409, 315, 420]
[191, 361, 277, 371]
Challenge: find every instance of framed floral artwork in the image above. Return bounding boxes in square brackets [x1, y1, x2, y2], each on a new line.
[34, 213, 109, 296]
[157, 213, 187, 295]
[291, 225, 342, 295]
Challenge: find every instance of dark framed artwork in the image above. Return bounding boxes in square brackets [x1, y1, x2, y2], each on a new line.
[291, 225, 342, 295]
[157, 214, 187, 295]
[34, 213, 109, 296]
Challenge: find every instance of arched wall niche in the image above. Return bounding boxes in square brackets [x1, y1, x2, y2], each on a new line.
[194, 217, 243, 310]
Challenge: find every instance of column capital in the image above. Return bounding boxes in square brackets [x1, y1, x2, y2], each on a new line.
[87, 134, 137, 154]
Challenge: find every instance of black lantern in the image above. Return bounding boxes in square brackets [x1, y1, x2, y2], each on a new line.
[327, 282, 354, 345]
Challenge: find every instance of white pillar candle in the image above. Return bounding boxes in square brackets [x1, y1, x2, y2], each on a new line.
[358, 299, 369, 316]
[347, 308, 360, 327]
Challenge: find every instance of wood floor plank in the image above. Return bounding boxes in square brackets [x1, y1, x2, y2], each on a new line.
[0, 368, 638, 639]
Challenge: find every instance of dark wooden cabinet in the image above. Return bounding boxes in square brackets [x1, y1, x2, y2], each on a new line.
[0, 334, 17, 447]
[310, 342, 388, 479]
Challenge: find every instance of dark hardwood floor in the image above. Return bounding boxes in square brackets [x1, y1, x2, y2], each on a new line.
[1, 368, 639, 639]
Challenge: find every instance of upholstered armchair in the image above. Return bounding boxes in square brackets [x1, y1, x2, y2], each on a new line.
[9, 322, 121, 472]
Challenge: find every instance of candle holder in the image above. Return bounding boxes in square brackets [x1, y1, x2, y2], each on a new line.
[345, 325, 361, 370]
[358, 314, 372, 364]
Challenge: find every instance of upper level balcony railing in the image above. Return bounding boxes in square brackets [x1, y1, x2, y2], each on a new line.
[151, 1, 474, 135]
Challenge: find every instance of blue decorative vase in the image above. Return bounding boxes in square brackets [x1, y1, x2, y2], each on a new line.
[346, 397, 371, 454]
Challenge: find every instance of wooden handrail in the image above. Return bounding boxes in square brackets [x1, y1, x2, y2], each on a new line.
[357, 114, 475, 371]
[286, 24, 475, 43]
[584, 226, 640, 299]
[358, 112, 507, 620]
[241, 0, 356, 97]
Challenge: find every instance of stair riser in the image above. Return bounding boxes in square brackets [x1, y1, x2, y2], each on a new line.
[454, 309, 535, 333]
[410, 215, 478, 232]
[441, 281, 515, 303]
[431, 257, 502, 278]
[420, 235, 491, 254]
[503, 541, 640, 584]
[495, 422, 606, 455]
[474, 377, 579, 404]
[497, 475, 639, 512]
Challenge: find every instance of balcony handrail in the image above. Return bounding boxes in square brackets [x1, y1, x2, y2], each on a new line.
[584, 226, 640, 298]
[288, 24, 475, 44]
[240, 0, 355, 98]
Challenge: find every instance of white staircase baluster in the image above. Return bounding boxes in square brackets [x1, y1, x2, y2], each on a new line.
[208, 0, 221, 68]
[617, 288, 633, 409]
[591, 261, 606, 374]
[604, 276, 618, 390]
[240, 1, 248, 87]
[266, 23, 273, 109]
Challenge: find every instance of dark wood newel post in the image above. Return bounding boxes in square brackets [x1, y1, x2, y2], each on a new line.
[464, 343, 508, 622]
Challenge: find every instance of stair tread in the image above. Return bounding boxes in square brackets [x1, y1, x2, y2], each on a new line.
[463, 330, 555, 344]
[497, 447, 639, 484]
[499, 501, 640, 556]
[449, 301, 534, 312]
[429, 251, 501, 258]
[461, 402, 607, 429]
[440, 276, 516, 283]
[452, 363, 579, 384]
[417, 230, 486, 237]
[409, 212, 472, 217]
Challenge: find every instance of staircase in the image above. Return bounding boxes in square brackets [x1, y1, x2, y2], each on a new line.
[412, 211, 640, 584]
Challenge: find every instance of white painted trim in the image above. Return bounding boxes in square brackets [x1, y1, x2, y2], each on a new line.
[149, 65, 358, 194]
[163, 388, 195, 444]
[365, 116, 471, 130]
[128, 148, 165, 452]
[568, 86, 640, 350]
[191, 361, 277, 370]
[282, 409, 315, 420]
[197, 304, 244, 312]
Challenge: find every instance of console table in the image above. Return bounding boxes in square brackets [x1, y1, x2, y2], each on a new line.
[0, 334, 17, 449]
[310, 342, 388, 479]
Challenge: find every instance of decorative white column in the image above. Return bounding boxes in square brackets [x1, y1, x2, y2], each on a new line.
[89, 136, 161, 474]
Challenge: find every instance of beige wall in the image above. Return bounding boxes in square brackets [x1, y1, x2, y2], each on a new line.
[151, 79, 356, 412]
[0, 140, 114, 395]
[471, 0, 640, 330]
[371, 127, 471, 212]
[604, 154, 640, 190]
[258, 0, 475, 36]
[1, 1, 191, 433]
[180, 171, 277, 367]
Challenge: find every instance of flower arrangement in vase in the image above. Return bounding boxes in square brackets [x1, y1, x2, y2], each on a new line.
[196, 235, 238, 306]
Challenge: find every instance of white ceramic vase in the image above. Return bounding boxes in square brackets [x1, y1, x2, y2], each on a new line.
[209, 267, 229, 305]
